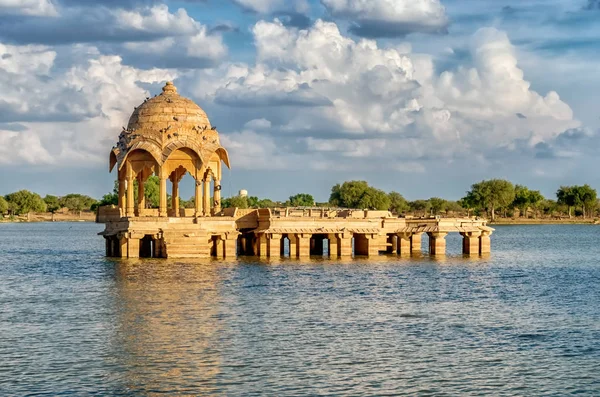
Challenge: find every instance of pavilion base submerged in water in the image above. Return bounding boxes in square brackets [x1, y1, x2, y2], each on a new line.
[97, 82, 493, 259]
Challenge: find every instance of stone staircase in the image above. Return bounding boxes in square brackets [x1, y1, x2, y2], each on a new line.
[163, 232, 211, 258]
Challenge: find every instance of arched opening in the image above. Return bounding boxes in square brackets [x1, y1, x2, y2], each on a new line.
[117, 148, 160, 218]
[139, 235, 155, 258]
[163, 147, 203, 217]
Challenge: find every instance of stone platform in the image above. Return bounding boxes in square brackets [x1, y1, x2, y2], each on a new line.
[98, 207, 493, 259]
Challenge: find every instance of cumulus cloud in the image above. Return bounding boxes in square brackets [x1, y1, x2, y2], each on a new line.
[0, 0, 58, 16]
[186, 19, 580, 175]
[231, 0, 309, 14]
[0, 4, 227, 68]
[0, 41, 174, 165]
[321, 0, 449, 37]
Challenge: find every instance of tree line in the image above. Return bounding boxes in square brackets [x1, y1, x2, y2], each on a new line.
[2, 178, 598, 221]
[0, 191, 98, 216]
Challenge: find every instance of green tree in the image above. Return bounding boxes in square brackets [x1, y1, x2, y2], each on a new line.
[428, 197, 447, 215]
[5, 190, 47, 215]
[288, 193, 315, 207]
[143, 176, 160, 208]
[0, 196, 8, 214]
[43, 195, 61, 213]
[409, 200, 430, 216]
[58, 194, 98, 211]
[222, 195, 249, 209]
[388, 191, 409, 214]
[557, 186, 578, 218]
[512, 185, 544, 218]
[464, 179, 515, 221]
[329, 181, 390, 210]
[576, 184, 597, 218]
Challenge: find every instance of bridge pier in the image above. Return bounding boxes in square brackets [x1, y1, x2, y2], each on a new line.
[427, 232, 447, 256]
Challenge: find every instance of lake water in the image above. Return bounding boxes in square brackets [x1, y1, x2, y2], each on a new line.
[1, 222, 599, 396]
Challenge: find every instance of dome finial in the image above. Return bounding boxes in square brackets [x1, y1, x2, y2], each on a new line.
[162, 81, 177, 94]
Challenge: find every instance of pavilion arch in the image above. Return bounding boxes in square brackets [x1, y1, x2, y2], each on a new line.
[162, 141, 205, 165]
[117, 141, 163, 172]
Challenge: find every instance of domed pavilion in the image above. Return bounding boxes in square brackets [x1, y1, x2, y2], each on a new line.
[109, 81, 230, 218]
[98, 82, 493, 260]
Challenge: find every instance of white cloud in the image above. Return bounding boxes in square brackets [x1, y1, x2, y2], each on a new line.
[0, 0, 58, 17]
[232, 0, 309, 14]
[321, 0, 449, 37]
[188, 19, 580, 174]
[0, 42, 175, 165]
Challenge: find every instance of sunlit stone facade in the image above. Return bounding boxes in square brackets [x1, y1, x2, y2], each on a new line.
[98, 82, 493, 259]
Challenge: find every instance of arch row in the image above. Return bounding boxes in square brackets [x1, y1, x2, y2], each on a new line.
[110, 141, 230, 219]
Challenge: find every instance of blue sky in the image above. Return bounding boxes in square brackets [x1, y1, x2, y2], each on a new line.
[1, 0, 600, 202]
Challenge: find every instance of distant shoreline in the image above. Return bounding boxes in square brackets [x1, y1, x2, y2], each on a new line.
[490, 219, 598, 225]
[1, 212, 96, 223]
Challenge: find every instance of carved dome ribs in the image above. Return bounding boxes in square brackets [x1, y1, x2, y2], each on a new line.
[111, 81, 230, 171]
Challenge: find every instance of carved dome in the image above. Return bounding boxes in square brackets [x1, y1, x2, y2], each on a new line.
[110, 81, 230, 172]
[127, 81, 212, 132]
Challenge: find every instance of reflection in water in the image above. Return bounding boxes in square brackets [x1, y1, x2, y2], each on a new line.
[112, 260, 225, 395]
[2, 223, 600, 395]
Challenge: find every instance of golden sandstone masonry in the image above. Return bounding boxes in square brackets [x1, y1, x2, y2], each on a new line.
[98, 82, 493, 259]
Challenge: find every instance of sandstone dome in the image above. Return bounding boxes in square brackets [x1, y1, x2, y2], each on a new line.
[127, 81, 212, 132]
[110, 81, 229, 172]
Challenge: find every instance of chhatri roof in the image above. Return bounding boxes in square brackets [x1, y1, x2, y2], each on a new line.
[110, 81, 230, 172]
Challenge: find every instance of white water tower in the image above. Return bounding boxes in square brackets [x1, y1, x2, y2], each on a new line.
[239, 189, 248, 198]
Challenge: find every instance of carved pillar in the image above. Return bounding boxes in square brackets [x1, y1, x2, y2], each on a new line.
[480, 231, 492, 254]
[462, 231, 482, 255]
[427, 232, 448, 256]
[159, 168, 167, 217]
[296, 233, 311, 258]
[137, 174, 145, 215]
[397, 234, 411, 256]
[338, 233, 353, 257]
[223, 233, 238, 259]
[288, 234, 297, 258]
[267, 233, 282, 258]
[126, 173, 135, 218]
[410, 233, 422, 254]
[213, 179, 222, 214]
[257, 233, 268, 257]
[118, 179, 126, 217]
[172, 178, 179, 217]
[203, 175, 211, 216]
[195, 179, 202, 217]
[328, 234, 338, 258]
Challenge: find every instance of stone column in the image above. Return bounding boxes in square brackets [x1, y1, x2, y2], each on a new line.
[267, 233, 282, 258]
[480, 231, 492, 254]
[126, 233, 141, 258]
[213, 179, 222, 214]
[386, 235, 397, 254]
[397, 234, 411, 256]
[203, 175, 211, 216]
[257, 233, 268, 257]
[159, 174, 167, 217]
[295, 233, 311, 258]
[223, 234, 237, 259]
[118, 179, 126, 217]
[338, 233, 353, 257]
[194, 179, 202, 217]
[410, 233, 422, 254]
[328, 234, 338, 258]
[137, 174, 145, 215]
[288, 235, 297, 258]
[427, 232, 448, 256]
[126, 174, 135, 217]
[172, 178, 179, 217]
[462, 231, 482, 255]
